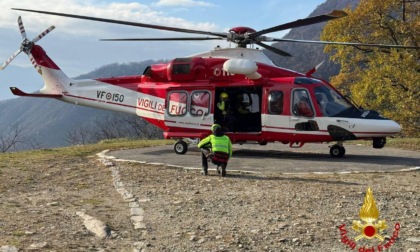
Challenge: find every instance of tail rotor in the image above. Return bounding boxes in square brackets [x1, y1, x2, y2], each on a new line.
[18, 16, 27, 39]
[0, 16, 55, 70]
[0, 49, 22, 70]
[32, 25, 55, 44]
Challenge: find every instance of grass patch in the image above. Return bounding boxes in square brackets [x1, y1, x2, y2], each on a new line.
[81, 198, 104, 206]
[11, 230, 26, 237]
[350, 138, 420, 152]
[0, 139, 171, 163]
[75, 182, 90, 190]
[386, 138, 420, 152]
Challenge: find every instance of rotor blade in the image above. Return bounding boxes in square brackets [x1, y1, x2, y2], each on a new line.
[254, 42, 292, 57]
[12, 8, 228, 38]
[0, 48, 22, 70]
[17, 16, 27, 39]
[250, 10, 347, 39]
[32, 25, 55, 43]
[271, 38, 420, 49]
[100, 37, 224, 41]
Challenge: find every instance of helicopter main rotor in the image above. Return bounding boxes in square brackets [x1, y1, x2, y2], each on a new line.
[12, 8, 420, 57]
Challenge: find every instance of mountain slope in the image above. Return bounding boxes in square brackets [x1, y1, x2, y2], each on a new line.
[265, 0, 359, 80]
[0, 61, 163, 150]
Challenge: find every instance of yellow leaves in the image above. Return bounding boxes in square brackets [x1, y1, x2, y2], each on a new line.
[322, 0, 420, 136]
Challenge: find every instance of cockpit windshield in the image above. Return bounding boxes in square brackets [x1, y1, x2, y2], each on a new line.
[314, 85, 352, 117]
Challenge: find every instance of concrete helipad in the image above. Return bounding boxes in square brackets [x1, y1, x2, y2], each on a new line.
[106, 143, 420, 174]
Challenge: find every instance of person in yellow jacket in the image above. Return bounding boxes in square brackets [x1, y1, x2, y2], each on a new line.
[197, 124, 232, 176]
[217, 92, 230, 116]
[216, 92, 234, 131]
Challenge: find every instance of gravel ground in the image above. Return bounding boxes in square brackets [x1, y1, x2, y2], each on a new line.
[0, 150, 419, 252]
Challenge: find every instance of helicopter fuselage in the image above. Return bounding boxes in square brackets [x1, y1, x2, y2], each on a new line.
[28, 46, 399, 150]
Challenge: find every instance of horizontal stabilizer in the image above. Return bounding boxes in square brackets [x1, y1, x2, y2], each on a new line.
[10, 87, 62, 98]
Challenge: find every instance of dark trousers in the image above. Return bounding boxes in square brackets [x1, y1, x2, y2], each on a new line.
[201, 149, 229, 171]
[201, 148, 211, 172]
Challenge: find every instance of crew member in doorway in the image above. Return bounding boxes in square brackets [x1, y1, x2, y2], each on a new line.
[235, 94, 251, 131]
[236, 94, 251, 115]
[197, 124, 232, 176]
[217, 92, 234, 131]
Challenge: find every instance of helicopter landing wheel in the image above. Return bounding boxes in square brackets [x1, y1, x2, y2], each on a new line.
[330, 144, 345, 158]
[174, 140, 188, 155]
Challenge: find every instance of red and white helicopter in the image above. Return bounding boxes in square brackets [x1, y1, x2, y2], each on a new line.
[1, 8, 417, 157]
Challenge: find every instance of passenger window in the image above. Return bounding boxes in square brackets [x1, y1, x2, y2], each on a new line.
[168, 92, 187, 116]
[268, 91, 283, 114]
[191, 91, 210, 116]
[292, 89, 314, 117]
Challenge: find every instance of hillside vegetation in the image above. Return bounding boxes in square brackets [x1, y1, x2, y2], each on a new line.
[322, 0, 419, 137]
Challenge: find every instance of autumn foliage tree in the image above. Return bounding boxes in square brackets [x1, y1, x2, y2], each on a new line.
[321, 0, 419, 137]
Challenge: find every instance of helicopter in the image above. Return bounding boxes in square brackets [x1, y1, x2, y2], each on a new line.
[1, 8, 417, 157]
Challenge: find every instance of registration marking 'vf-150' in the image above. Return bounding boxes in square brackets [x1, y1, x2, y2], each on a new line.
[97, 90, 124, 102]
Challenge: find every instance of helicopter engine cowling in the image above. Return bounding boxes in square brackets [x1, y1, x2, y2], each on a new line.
[223, 59, 261, 80]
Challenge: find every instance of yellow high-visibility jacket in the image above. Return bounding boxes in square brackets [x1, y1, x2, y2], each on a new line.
[198, 134, 232, 158]
[217, 101, 227, 115]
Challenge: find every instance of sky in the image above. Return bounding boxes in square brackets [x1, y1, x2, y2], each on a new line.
[0, 0, 325, 100]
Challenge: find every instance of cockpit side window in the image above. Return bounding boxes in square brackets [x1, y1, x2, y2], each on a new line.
[314, 86, 352, 117]
[268, 91, 283, 114]
[292, 89, 314, 117]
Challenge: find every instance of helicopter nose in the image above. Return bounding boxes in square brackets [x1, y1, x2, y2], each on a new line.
[357, 118, 402, 138]
[383, 119, 402, 135]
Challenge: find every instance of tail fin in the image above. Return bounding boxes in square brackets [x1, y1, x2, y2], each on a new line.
[28, 44, 70, 96]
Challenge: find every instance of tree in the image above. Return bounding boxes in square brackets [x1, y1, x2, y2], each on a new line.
[66, 113, 162, 145]
[0, 122, 40, 152]
[321, 0, 420, 136]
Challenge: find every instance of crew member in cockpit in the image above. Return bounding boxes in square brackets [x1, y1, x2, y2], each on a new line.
[294, 91, 314, 117]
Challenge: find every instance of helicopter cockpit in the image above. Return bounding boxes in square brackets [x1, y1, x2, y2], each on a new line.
[314, 85, 352, 117]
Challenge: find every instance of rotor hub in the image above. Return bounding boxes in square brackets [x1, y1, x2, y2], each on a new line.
[229, 26, 256, 35]
[228, 27, 256, 48]
[20, 38, 33, 54]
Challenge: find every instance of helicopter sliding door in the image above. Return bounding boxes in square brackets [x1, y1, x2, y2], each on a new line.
[214, 87, 262, 132]
[262, 88, 289, 139]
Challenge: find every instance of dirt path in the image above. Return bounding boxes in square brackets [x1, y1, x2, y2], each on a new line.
[0, 150, 419, 251]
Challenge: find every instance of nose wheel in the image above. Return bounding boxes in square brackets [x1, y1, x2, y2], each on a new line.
[330, 144, 346, 158]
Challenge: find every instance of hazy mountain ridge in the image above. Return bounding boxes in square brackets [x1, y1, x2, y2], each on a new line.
[74, 60, 164, 79]
[0, 0, 359, 151]
[0, 61, 163, 150]
[266, 0, 359, 80]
